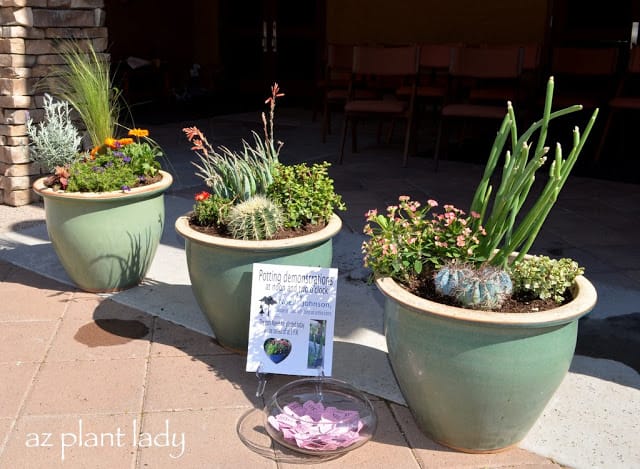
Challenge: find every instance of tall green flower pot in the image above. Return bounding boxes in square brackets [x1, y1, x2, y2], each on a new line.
[375, 274, 597, 453]
[33, 171, 172, 293]
[175, 214, 342, 353]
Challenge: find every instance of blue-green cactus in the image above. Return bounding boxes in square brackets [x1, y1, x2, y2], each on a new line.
[434, 263, 513, 310]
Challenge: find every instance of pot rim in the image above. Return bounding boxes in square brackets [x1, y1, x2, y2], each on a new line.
[32, 170, 173, 201]
[375, 274, 597, 327]
[175, 213, 342, 251]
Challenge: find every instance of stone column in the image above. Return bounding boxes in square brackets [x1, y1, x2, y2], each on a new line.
[0, 0, 107, 206]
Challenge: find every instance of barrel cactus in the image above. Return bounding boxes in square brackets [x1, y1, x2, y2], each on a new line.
[434, 262, 513, 310]
[227, 195, 284, 240]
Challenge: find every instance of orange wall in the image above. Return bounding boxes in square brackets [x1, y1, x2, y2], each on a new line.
[326, 0, 548, 45]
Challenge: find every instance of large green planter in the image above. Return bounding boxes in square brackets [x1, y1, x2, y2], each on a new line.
[175, 214, 342, 353]
[33, 171, 172, 293]
[375, 274, 597, 453]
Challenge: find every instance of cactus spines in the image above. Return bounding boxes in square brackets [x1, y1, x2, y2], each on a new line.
[434, 262, 513, 310]
[227, 195, 284, 240]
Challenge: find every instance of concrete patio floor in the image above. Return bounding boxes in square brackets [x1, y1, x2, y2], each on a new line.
[0, 106, 638, 468]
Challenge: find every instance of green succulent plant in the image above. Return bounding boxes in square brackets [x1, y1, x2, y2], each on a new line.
[510, 255, 584, 303]
[469, 77, 598, 268]
[267, 161, 346, 229]
[186, 83, 345, 240]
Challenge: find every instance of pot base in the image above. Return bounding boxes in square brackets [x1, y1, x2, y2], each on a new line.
[432, 436, 519, 454]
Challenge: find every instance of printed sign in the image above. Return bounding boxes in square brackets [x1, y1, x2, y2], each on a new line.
[246, 263, 338, 376]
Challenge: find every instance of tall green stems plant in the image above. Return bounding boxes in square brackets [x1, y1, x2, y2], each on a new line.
[469, 77, 599, 268]
[47, 40, 120, 147]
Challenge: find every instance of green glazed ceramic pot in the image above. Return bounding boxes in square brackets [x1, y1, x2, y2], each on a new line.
[33, 171, 172, 293]
[376, 274, 597, 453]
[175, 214, 342, 353]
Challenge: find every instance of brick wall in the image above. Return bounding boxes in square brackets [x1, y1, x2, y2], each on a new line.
[0, 0, 107, 206]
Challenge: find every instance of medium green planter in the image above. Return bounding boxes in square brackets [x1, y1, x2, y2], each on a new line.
[175, 214, 342, 353]
[375, 274, 597, 453]
[33, 171, 172, 293]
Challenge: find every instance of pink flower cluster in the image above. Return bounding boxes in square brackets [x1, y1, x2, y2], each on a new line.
[362, 196, 487, 283]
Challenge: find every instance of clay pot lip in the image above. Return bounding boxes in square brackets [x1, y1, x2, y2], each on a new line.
[32, 170, 173, 201]
[175, 213, 342, 252]
[375, 273, 597, 327]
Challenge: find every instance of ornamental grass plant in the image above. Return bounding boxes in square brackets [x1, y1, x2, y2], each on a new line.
[183, 83, 345, 240]
[362, 77, 597, 311]
[29, 40, 166, 193]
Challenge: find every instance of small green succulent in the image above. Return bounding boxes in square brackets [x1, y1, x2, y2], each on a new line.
[510, 255, 584, 303]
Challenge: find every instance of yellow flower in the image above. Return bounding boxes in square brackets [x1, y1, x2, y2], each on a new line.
[128, 128, 149, 138]
[104, 137, 117, 149]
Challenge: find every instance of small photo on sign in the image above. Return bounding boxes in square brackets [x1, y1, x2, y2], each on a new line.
[246, 263, 338, 376]
[307, 319, 326, 369]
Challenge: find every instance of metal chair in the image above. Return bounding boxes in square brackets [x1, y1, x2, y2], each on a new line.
[433, 45, 524, 170]
[338, 44, 419, 167]
[594, 46, 640, 162]
[549, 46, 619, 110]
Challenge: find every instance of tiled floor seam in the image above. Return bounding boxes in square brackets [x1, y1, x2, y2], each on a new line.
[384, 400, 426, 469]
[0, 288, 70, 463]
[132, 314, 156, 469]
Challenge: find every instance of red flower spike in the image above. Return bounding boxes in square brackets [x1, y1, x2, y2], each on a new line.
[183, 127, 203, 142]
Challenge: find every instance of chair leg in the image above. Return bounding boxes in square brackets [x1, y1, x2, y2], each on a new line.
[312, 90, 320, 122]
[339, 116, 349, 164]
[433, 117, 445, 172]
[402, 117, 412, 167]
[321, 99, 329, 143]
[351, 118, 358, 153]
[387, 119, 396, 144]
[593, 109, 615, 164]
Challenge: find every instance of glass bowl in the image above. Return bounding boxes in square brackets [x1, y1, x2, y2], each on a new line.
[263, 377, 377, 456]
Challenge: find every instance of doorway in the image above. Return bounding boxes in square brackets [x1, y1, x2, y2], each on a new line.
[218, 0, 326, 109]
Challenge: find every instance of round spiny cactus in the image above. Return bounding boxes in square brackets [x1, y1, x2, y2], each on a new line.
[227, 195, 284, 240]
[434, 262, 513, 310]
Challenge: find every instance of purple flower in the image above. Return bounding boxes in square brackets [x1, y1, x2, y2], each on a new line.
[104, 161, 113, 168]
[113, 151, 124, 158]
[122, 156, 132, 163]
[92, 166, 104, 173]
[138, 175, 146, 182]
[121, 185, 130, 192]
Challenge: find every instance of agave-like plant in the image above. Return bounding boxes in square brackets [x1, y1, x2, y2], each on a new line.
[182, 83, 284, 202]
[183, 128, 278, 202]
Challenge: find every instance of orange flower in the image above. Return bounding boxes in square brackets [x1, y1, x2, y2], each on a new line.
[89, 145, 100, 159]
[128, 128, 149, 138]
[194, 191, 210, 202]
[118, 138, 134, 146]
[104, 137, 118, 149]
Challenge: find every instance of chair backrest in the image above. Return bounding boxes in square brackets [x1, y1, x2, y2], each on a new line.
[352, 45, 418, 76]
[551, 47, 619, 76]
[450, 45, 523, 79]
[325, 43, 353, 83]
[522, 43, 541, 71]
[418, 44, 453, 69]
[327, 43, 353, 70]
